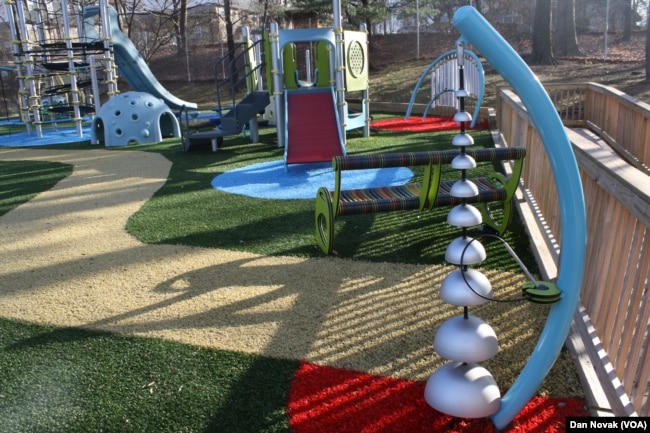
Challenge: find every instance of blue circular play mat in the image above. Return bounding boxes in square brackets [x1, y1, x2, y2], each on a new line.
[211, 160, 414, 200]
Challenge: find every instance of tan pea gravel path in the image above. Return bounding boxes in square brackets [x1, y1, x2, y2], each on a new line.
[0, 147, 582, 395]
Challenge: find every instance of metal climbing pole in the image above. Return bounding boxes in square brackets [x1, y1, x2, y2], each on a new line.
[30, 0, 46, 54]
[9, 0, 43, 137]
[99, 0, 119, 100]
[332, 0, 346, 145]
[358, 23, 370, 138]
[89, 55, 102, 111]
[269, 21, 285, 148]
[5, 1, 29, 133]
[60, 0, 84, 137]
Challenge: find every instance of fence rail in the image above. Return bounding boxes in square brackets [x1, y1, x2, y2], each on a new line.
[495, 82, 650, 416]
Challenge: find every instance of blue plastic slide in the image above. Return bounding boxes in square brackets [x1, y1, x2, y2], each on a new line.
[83, 6, 197, 110]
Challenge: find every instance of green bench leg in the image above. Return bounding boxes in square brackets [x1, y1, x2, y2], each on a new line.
[477, 172, 516, 235]
[315, 187, 335, 254]
[478, 199, 514, 235]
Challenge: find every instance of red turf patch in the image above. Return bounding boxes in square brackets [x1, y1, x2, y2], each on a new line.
[371, 116, 489, 133]
[288, 361, 588, 433]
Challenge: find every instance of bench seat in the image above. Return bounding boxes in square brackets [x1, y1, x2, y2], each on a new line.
[335, 177, 507, 217]
[337, 184, 423, 215]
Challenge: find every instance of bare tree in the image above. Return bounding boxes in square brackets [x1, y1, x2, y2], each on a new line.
[115, 0, 176, 62]
[555, 0, 582, 57]
[113, 0, 146, 39]
[254, 0, 285, 32]
[124, 0, 189, 58]
[531, 0, 555, 64]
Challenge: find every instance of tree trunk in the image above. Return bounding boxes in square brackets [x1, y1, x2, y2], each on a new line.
[260, 0, 269, 33]
[531, 0, 556, 64]
[177, 0, 188, 57]
[224, 0, 238, 83]
[555, 0, 582, 57]
[113, 0, 131, 38]
[623, 0, 632, 42]
[645, 2, 650, 80]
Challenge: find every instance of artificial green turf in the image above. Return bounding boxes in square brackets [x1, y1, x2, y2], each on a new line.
[0, 318, 297, 433]
[125, 127, 538, 273]
[0, 160, 73, 216]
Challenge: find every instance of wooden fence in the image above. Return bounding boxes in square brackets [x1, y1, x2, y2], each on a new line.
[494, 82, 650, 416]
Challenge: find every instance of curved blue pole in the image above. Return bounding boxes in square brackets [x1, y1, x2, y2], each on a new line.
[452, 6, 587, 430]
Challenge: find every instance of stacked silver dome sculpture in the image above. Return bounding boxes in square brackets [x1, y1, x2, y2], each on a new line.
[423, 40, 501, 418]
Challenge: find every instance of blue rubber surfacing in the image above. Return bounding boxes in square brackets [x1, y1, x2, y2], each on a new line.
[0, 124, 92, 147]
[211, 160, 414, 200]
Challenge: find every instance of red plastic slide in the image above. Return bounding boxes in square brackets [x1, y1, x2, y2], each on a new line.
[285, 89, 345, 164]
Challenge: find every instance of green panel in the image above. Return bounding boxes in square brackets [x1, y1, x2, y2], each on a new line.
[282, 44, 299, 89]
[243, 36, 258, 91]
[344, 31, 368, 92]
[263, 34, 274, 94]
[315, 41, 332, 88]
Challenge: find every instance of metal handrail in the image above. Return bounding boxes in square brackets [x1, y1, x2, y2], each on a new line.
[213, 39, 266, 117]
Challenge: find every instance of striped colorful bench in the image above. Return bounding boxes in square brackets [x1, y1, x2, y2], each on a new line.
[314, 147, 526, 254]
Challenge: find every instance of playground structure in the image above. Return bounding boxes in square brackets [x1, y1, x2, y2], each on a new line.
[420, 41, 557, 419]
[180, 29, 270, 153]
[3, 0, 189, 145]
[268, 17, 370, 165]
[447, 7, 586, 429]
[405, 42, 485, 128]
[5, 0, 368, 152]
[6, 0, 369, 152]
[4, 0, 115, 139]
[91, 91, 180, 147]
[82, 4, 196, 111]
[182, 0, 370, 166]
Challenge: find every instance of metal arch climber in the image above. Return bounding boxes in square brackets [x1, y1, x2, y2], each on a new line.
[452, 6, 588, 430]
[405, 46, 485, 129]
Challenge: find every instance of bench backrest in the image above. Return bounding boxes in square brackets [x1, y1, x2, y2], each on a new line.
[332, 147, 526, 171]
[333, 151, 446, 171]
